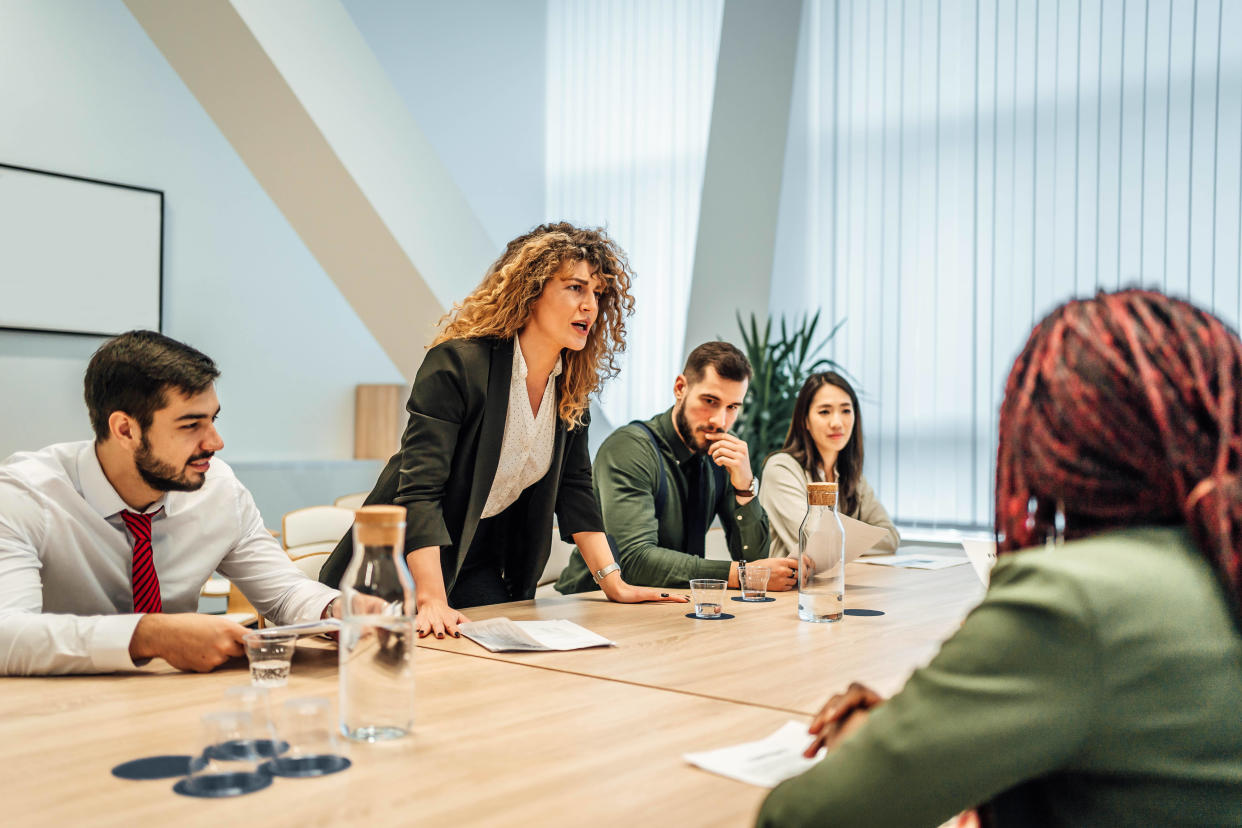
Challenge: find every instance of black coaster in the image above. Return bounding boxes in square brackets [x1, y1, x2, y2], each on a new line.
[111, 755, 193, 780]
[844, 609, 885, 617]
[730, 596, 776, 603]
[204, 738, 288, 761]
[264, 754, 352, 778]
[685, 612, 735, 620]
[172, 771, 272, 798]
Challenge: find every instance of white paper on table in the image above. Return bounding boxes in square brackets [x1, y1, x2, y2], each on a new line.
[961, 539, 997, 585]
[858, 554, 970, 571]
[840, 514, 891, 561]
[259, 618, 342, 637]
[683, 721, 825, 788]
[459, 617, 615, 652]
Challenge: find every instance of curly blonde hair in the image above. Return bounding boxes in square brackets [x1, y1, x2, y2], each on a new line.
[433, 222, 636, 428]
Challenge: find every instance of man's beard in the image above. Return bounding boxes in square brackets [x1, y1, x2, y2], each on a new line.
[674, 402, 715, 455]
[135, 435, 211, 492]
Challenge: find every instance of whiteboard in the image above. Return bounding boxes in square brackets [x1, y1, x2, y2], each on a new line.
[0, 164, 162, 336]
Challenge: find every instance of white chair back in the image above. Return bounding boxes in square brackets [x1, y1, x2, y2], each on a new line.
[333, 491, 368, 511]
[290, 549, 333, 581]
[282, 505, 355, 550]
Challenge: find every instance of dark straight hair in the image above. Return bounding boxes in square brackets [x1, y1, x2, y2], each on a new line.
[84, 330, 220, 441]
[775, 372, 863, 515]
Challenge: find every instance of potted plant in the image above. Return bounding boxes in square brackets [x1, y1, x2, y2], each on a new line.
[733, 310, 850, 478]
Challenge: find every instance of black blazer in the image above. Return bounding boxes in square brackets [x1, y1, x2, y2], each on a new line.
[319, 337, 604, 600]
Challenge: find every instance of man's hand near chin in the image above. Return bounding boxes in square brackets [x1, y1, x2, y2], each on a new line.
[128, 613, 249, 672]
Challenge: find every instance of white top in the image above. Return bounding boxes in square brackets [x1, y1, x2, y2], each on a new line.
[480, 341, 562, 519]
[0, 441, 339, 675]
[759, 451, 900, 558]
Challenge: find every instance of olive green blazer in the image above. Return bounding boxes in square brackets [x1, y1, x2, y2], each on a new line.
[758, 527, 1242, 827]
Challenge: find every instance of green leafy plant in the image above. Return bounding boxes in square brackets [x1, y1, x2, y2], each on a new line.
[733, 311, 849, 478]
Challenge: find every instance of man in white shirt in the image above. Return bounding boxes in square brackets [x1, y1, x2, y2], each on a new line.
[0, 330, 340, 676]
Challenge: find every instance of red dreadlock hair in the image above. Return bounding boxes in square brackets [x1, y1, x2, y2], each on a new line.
[995, 289, 1242, 623]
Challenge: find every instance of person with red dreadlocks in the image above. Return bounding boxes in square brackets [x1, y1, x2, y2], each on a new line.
[757, 289, 1242, 827]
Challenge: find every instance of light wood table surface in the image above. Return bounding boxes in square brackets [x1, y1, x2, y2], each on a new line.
[421, 561, 984, 714]
[7, 644, 799, 827]
[6, 560, 982, 826]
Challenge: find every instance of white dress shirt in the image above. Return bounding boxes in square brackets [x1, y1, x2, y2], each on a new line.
[479, 341, 562, 519]
[0, 441, 338, 675]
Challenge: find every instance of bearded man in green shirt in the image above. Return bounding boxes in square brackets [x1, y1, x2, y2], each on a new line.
[556, 341, 799, 593]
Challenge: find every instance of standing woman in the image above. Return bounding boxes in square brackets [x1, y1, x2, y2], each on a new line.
[759, 372, 899, 558]
[320, 223, 684, 637]
[757, 290, 1242, 826]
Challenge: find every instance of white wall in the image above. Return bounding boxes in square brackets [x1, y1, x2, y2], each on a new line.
[0, 0, 404, 462]
[343, 0, 548, 250]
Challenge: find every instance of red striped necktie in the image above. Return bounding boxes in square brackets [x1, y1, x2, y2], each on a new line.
[121, 510, 163, 614]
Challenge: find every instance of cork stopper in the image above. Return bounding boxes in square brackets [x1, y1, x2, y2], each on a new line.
[353, 505, 406, 546]
[807, 481, 837, 507]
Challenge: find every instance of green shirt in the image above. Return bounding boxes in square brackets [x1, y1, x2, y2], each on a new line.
[757, 527, 1242, 827]
[555, 408, 770, 592]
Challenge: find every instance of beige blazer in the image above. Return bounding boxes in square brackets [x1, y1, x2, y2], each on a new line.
[758, 451, 899, 558]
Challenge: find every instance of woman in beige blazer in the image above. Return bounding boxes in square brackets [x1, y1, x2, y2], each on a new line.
[759, 372, 898, 558]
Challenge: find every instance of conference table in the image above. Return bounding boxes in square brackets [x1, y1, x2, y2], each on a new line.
[5, 560, 983, 827]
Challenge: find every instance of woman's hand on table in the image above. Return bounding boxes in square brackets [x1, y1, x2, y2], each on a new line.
[804, 681, 884, 757]
[601, 578, 689, 604]
[415, 598, 471, 639]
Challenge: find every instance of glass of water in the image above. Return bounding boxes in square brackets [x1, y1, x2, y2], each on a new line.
[740, 566, 771, 600]
[243, 631, 297, 687]
[689, 578, 727, 618]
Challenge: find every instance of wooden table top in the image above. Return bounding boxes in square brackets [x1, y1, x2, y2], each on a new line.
[421, 561, 984, 714]
[7, 645, 803, 827]
[5, 559, 983, 826]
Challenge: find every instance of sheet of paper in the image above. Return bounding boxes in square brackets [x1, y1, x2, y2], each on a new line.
[857, 553, 970, 570]
[961, 539, 997, 585]
[840, 514, 891, 561]
[259, 618, 342, 637]
[459, 617, 615, 652]
[683, 721, 824, 788]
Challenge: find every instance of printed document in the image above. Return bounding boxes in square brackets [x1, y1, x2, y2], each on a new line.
[840, 514, 892, 561]
[459, 617, 615, 652]
[858, 553, 970, 570]
[961, 539, 997, 585]
[684, 721, 825, 788]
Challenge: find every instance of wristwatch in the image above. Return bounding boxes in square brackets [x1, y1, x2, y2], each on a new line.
[592, 562, 621, 584]
[735, 475, 758, 499]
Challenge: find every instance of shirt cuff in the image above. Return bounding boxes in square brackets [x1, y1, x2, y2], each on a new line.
[295, 585, 341, 623]
[89, 613, 146, 672]
[696, 558, 734, 581]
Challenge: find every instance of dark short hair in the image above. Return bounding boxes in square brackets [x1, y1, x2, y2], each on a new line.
[682, 341, 752, 385]
[84, 330, 220, 441]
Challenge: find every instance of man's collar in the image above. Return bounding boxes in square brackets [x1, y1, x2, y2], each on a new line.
[652, 407, 695, 464]
[78, 442, 170, 519]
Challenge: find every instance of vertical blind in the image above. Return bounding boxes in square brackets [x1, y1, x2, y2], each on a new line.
[545, 0, 724, 426]
[772, 0, 1242, 529]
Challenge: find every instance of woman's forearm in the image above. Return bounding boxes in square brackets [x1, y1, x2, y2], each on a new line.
[406, 545, 450, 606]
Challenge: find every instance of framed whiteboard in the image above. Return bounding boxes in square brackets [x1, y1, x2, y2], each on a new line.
[0, 163, 163, 337]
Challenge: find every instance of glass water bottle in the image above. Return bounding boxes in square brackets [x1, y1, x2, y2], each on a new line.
[339, 505, 416, 741]
[797, 481, 846, 622]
